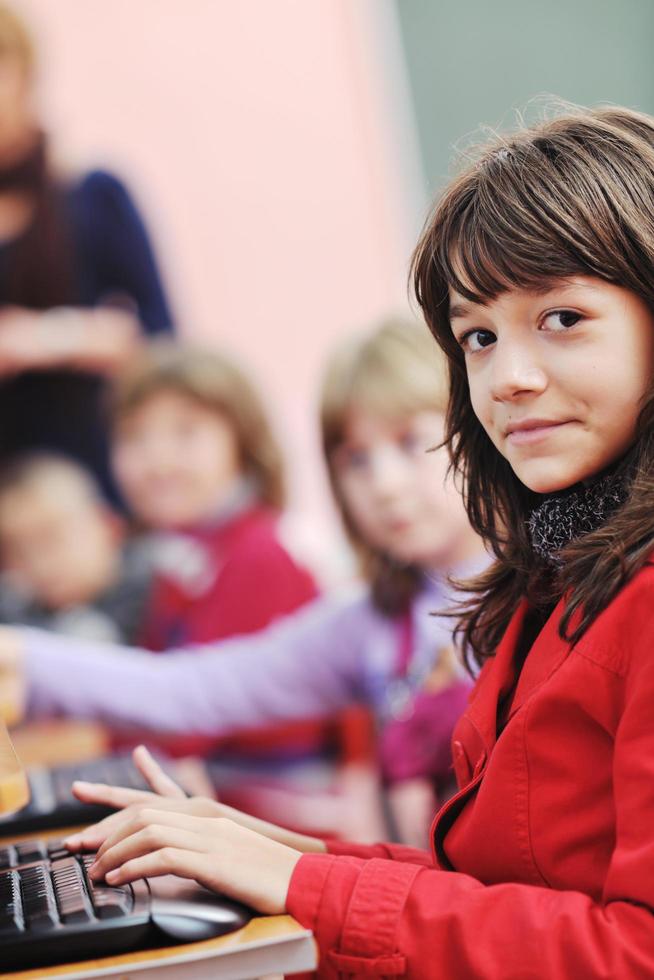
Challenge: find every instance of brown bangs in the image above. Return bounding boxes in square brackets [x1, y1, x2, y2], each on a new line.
[417, 109, 654, 360]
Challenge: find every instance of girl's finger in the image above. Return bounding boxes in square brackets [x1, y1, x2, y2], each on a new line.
[102, 847, 215, 891]
[132, 745, 186, 799]
[65, 797, 173, 852]
[64, 804, 144, 852]
[72, 780, 156, 808]
[94, 806, 211, 861]
[89, 824, 206, 881]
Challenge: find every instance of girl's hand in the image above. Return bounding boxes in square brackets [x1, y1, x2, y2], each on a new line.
[86, 808, 302, 915]
[66, 745, 327, 855]
[66, 744, 219, 851]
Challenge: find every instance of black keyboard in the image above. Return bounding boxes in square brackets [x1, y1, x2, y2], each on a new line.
[0, 753, 162, 835]
[0, 838, 251, 971]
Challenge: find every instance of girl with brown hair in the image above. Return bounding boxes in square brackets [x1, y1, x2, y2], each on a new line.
[13, 103, 654, 976]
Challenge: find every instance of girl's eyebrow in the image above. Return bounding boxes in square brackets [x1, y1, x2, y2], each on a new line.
[449, 302, 476, 320]
[449, 280, 590, 321]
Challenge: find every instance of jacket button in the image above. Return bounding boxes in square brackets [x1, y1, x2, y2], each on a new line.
[452, 740, 472, 785]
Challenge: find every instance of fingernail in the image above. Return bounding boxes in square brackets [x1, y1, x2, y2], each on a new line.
[105, 869, 119, 882]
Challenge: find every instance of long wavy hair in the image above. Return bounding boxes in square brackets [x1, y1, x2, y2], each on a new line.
[411, 104, 654, 669]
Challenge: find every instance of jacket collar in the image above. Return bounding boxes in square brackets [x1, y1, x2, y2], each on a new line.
[467, 594, 572, 753]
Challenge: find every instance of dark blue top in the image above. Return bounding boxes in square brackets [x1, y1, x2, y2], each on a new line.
[0, 170, 174, 500]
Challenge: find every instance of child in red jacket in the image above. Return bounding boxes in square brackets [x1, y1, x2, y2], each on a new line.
[68, 103, 654, 977]
[111, 341, 317, 649]
[109, 341, 319, 761]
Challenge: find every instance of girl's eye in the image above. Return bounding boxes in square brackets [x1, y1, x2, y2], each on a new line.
[541, 309, 582, 331]
[459, 329, 496, 353]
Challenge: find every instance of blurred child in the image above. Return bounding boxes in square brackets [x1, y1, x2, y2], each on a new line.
[5, 319, 486, 845]
[110, 341, 318, 649]
[106, 341, 321, 768]
[0, 453, 151, 642]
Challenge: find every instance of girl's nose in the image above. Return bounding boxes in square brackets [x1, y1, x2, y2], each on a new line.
[490, 342, 548, 402]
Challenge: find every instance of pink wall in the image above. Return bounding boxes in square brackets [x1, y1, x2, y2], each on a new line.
[20, 0, 421, 577]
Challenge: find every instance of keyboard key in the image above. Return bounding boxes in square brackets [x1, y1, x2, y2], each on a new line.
[0, 846, 17, 870]
[82, 856, 133, 919]
[91, 886, 133, 919]
[51, 771, 75, 805]
[0, 870, 24, 934]
[51, 858, 94, 924]
[20, 865, 59, 931]
[15, 841, 48, 864]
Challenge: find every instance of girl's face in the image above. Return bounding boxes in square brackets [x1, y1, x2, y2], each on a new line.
[112, 390, 242, 530]
[449, 277, 654, 493]
[333, 408, 480, 570]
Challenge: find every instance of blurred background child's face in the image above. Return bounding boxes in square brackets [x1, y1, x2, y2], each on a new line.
[333, 409, 479, 570]
[112, 389, 243, 530]
[0, 482, 120, 610]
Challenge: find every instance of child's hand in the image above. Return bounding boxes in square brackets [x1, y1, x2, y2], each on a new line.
[67, 744, 220, 850]
[66, 762, 327, 856]
[86, 808, 302, 915]
[64, 791, 221, 852]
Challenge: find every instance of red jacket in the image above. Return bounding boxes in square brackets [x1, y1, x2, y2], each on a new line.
[141, 505, 318, 649]
[287, 560, 654, 978]
[117, 505, 320, 760]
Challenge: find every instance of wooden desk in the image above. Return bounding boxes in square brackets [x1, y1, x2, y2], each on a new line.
[0, 828, 317, 980]
[0, 915, 316, 980]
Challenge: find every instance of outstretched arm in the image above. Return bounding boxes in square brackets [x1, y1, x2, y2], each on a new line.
[0, 595, 364, 734]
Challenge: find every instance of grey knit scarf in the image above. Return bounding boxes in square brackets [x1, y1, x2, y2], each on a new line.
[527, 469, 629, 564]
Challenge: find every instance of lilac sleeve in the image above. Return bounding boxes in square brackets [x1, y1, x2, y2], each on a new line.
[22, 593, 369, 733]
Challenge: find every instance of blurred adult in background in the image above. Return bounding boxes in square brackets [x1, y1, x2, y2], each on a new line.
[0, 4, 173, 501]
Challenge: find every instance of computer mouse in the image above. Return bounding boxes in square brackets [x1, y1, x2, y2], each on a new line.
[150, 889, 252, 942]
